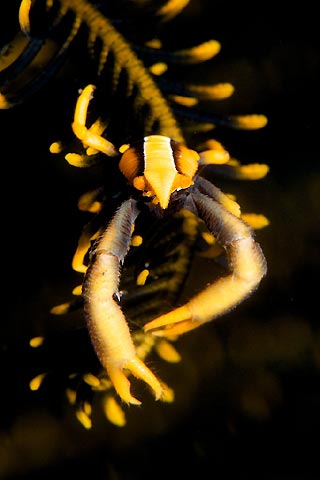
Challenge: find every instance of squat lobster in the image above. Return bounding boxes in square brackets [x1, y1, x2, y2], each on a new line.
[70, 84, 267, 405]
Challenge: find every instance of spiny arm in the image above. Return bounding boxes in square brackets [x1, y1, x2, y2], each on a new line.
[64, 0, 184, 142]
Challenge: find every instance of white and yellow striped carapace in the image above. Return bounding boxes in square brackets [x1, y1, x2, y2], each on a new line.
[119, 135, 199, 209]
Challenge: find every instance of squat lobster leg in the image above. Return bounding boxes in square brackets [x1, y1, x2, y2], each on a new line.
[82, 199, 164, 404]
[144, 191, 267, 337]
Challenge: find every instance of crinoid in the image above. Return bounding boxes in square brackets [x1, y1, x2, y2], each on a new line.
[1, 0, 269, 427]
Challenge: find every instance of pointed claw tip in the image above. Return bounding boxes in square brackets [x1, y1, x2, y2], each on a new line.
[143, 323, 169, 337]
[151, 330, 167, 338]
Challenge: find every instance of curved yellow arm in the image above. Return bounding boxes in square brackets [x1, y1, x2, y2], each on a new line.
[72, 84, 119, 157]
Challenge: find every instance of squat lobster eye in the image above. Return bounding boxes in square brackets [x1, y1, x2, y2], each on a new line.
[119, 135, 199, 209]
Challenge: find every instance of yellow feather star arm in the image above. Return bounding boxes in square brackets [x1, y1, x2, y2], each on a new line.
[62, 0, 184, 142]
[163, 40, 221, 64]
[156, 0, 191, 21]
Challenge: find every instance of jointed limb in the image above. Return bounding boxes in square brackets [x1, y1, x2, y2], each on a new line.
[195, 176, 241, 217]
[144, 191, 267, 337]
[82, 199, 164, 404]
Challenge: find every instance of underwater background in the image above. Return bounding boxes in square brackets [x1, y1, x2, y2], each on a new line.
[1, 1, 319, 478]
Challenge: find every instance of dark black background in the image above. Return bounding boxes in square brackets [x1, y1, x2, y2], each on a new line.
[0, 1, 319, 478]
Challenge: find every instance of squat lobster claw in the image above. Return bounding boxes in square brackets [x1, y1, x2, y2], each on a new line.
[70, 85, 267, 405]
[144, 188, 267, 337]
[82, 199, 165, 404]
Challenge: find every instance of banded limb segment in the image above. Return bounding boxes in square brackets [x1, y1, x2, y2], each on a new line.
[82, 199, 163, 404]
[195, 176, 241, 217]
[144, 192, 267, 337]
